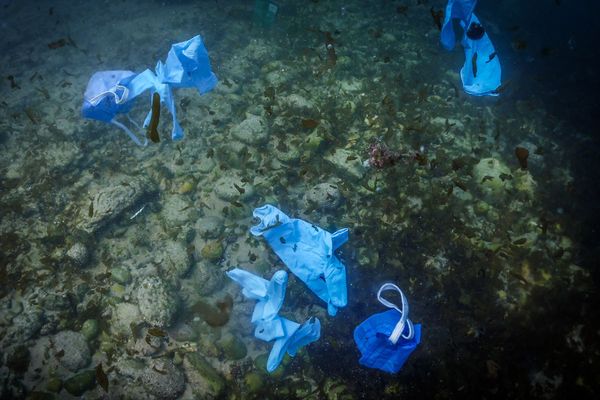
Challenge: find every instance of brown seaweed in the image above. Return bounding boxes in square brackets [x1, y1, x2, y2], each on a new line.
[147, 92, 161, 143]
[233, 183, 245, 194]
[96, 363, 109, 392]
[7, 75, 19, 89]
[147, 327, 168, 337]
[302, 119, 319, 129]
[190, 296, 231, 327]
[515, 147, 529, 169]
[48, 39, 67, 49]
[430, 7, 444, 30]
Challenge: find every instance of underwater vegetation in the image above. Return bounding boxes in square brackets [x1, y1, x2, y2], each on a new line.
[1, 0, 599, 399]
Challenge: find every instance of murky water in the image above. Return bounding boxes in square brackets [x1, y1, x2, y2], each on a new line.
[1, 0, 599, 399]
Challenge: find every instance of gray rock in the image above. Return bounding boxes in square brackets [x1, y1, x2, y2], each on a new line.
[230, 114, 268, 144]
[171, 323, 198, 342]
[219, 333, 247, 360]
[197, 156, 216, 173]
[186, 352, 225, 397]
[304, 183, 342, 210]
[140, 360, 186, 400]
[136, 277, 178, 328]
[213, 174, 255, 202]
[110, 302, 142, 337]
[160, 195, 195, 228]
[281, 94, 314, 112]
[325, 148, 366, 180]
[111, 267, 132, 285]
[195, 216, 224, 239]
[6, 303, 43, 344]
[80, 319, 99, 341]
[159, 240, 192, 280]
[79, 177, 154, 233]
[66, 242, 89, 267]
[52, 330, 91, 372]
[63, 369, 95, 396]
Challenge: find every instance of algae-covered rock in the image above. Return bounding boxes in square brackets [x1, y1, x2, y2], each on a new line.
[79, 176, 154, 233]
[472, 158, 512, 199]
[323, 377, 355, 400]
[230, 114, 269, 144]
[304, 182, 342, 210]
[214, 173, 255, 201]
[110, 302, 142, 337]
[201, 240, 224, 262]
[219, 333, 247, 360]
[136, 277, 178, 328]
[80, 319, 99, 341]
[139, 360, 186, 400]
[244, 371, 264, 393]
[52, 330, 90, 372]
[26, 391, 55, 400]
[513, 169, 537, 198]
[186, 352, 225, 397]
[195, 216, 225, 239]
[66, 242, 89, 267]
[46, 377, 62, 393]
[110, 267, 131, 285]
[160, 240, 192, 279]
[254, 352, 289, 378]
[325, 148, 366, 180]
[178, 181, 194, 194]
[63, 370, 95, 396]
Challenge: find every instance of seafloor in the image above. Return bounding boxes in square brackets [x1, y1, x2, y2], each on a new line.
[1, 0, 599, 399]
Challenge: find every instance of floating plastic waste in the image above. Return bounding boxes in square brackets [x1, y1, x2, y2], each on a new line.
[440, 0, 501, 96]
[227, 268, 321, 372]
[354, 283, 421, 373]
[81, 35, 217, 145]
[250, 204, 348, 316]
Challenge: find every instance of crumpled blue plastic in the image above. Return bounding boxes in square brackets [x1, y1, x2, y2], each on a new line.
[227, 268, 321, 372]
[81, 35, 217, 145]
[440, 0, 501, 96]
[354, 283, 421, 373]
[250, 204, 348, 316]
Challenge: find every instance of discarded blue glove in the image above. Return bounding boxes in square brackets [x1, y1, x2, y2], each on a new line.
[440, 0, 501, 96]
[267, 317, 321, 373]
[250, 204, 348, 316]
[354, 283, 421, 373]
[227, 267, 321, 372]
[82, 35, 217, 145]
[226, 268, 287, 341]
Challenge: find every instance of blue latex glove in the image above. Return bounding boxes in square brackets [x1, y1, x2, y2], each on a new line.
[440, 0, 501, 96]
[267, 317, 321, 373]
[226, 268, 287, 341]
[250, 204, 348, 316]
[227, 268, 321, 372]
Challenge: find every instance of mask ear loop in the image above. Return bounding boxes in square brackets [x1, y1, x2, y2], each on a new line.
[377, 283, 414, 344]
[109, 118, 148, 147]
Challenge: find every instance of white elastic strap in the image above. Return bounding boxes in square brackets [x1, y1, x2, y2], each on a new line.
[109, 119, 148, 147]
[87, 85, 130, 106]
[377, 283, 414, 344]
